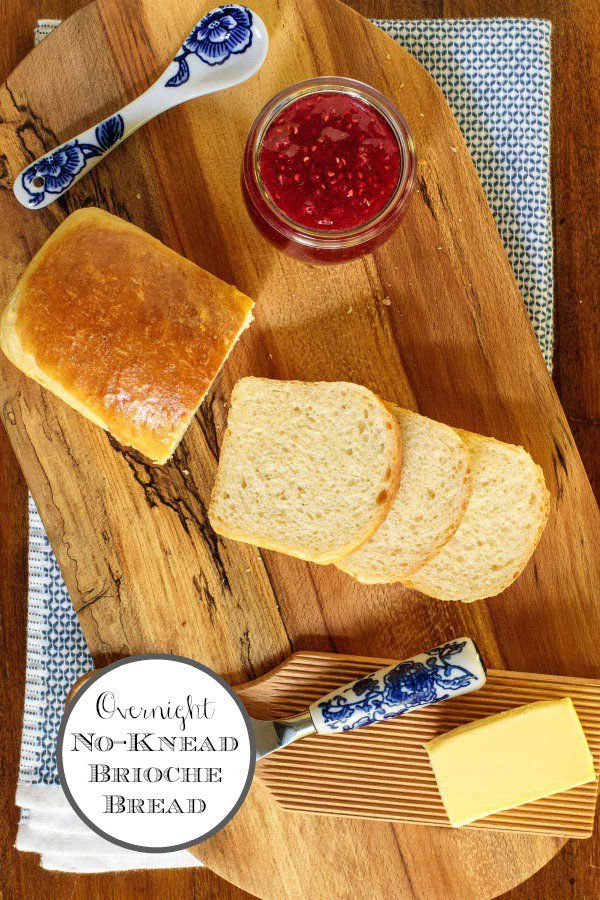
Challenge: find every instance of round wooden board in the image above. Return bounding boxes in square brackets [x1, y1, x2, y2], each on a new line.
[1, 0, 599, 897]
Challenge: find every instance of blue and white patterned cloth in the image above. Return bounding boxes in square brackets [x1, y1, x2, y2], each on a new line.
[17, 17, 552, 872]
[377, 19, 553, 364]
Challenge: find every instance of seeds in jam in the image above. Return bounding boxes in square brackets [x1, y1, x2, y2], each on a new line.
[258, 91, 402, 232]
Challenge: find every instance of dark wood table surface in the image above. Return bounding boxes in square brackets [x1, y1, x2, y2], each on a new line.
[1, 1, 598, 897]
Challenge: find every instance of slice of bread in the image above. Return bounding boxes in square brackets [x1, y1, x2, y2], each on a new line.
[336, 407, 472, 583]
[208, 377, 402, 564]
[404, 430, 550, 602]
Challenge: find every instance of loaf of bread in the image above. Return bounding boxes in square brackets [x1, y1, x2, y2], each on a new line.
[404, 430, 550, 602]
[336, 407, 472, 583]
[208, 377, 403, 564]
[0, 208, 254, 464]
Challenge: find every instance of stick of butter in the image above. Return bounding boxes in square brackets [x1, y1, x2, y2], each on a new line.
[425, 697, 596, 827]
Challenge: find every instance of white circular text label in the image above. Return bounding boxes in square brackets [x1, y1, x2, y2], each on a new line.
[58, 655, 254, 851]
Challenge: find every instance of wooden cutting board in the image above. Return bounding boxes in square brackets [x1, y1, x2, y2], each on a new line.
[1, 0, 599, 897]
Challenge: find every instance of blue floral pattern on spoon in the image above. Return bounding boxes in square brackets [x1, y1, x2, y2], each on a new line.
[166, 5, 253, 86]
[21, 115, 124, 206]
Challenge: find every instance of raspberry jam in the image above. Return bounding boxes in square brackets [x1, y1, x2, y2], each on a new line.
[243, 78, 416, 264]
[258, 92, 402, 232]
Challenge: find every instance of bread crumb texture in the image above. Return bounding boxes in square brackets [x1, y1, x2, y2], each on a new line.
[209, 378, 402, 563]
[338, 407, 472, 582]
[405, 430, 550, 602]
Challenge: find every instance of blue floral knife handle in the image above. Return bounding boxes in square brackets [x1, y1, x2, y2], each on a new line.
[310, 638, 486, 734]
[13, 5, 268, 209]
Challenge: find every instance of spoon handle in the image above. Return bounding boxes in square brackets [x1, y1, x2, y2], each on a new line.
[13, 82, 173, 211]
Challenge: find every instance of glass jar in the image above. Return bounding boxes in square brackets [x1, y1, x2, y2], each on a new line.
[242, 77, 416, 264]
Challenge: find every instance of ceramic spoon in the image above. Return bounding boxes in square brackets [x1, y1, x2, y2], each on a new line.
[253, 637, 486, 760]
[14, 4, 268, 210]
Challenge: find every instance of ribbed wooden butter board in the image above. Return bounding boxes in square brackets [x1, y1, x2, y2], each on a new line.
[1, 0, 600, 897]
[238, 652, 600, 839]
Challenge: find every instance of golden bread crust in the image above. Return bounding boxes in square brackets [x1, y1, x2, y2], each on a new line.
[0, 208, 253, 463]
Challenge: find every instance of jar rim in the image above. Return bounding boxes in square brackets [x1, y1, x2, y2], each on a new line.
[242, 77, 417, 251]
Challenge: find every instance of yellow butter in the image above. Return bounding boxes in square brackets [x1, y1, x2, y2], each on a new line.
[425, 698, 596, 827]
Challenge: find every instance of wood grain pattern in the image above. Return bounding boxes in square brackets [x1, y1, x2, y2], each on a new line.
[237, 652, 600, 838]
[0, 0, 599, 898]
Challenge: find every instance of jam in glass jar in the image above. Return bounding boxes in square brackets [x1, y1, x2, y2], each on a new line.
[242, 77, 416, 264]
